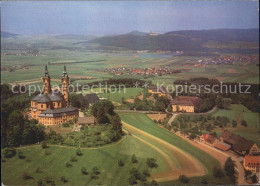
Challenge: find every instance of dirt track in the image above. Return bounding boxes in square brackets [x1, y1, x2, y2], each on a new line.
[122, 121, 206, 182]
[174, 132, 247, 185]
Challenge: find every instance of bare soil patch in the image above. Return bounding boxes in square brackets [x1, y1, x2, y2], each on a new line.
[147, 114, 167, 122]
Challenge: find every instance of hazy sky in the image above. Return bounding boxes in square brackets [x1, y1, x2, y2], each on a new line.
[1, 0, 259, 35]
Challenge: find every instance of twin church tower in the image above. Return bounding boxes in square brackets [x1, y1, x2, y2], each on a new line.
[42, 65, 69, 106]
[30, 65, 78, 125]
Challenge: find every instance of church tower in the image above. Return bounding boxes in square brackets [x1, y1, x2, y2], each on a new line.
[61, 65, 69, 107]
[43, 65, 51, 95]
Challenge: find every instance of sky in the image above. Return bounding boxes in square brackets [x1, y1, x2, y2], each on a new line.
[1, 0, 259, 35]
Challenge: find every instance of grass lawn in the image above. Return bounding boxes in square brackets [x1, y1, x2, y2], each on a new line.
[98, 88, 143, 103]
[119, 113, 220, 178]
[2, 136, 168, 185]
[212, 104, 260, 146]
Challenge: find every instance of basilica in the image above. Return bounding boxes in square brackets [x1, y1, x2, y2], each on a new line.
[30, 65, 78, 125]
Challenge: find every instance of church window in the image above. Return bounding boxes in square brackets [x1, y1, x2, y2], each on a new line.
[41, 105, 43, 108]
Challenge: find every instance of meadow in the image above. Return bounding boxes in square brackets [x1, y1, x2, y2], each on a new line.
[212, 104, 260, 146]
[120, 114, 218, 175]
[2, 136, 168, 185]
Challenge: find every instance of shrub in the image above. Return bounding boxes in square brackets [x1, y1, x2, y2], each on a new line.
[151, 179, 158, 186]
[142, 169, 150, 177]
[131, 154, 138, 163]
[37, 179, 44, 186]
[62, 122, 70, 127]
[224, 157, 235, 177]
[23, 172, 32, 180]
[118, 159, 124, 166]
[4, 148, 16, 158]
[146, 158, 158, 168]
[201, 176, 208, 184]
[44, 176, 55, 185]
[252, 175, 258, 183]
[76, 149, 83, 156]
[129, 175, 137, 185]
[35, 167, 43, 174]
[241, 120, 248, 127]
[213, 166, 225, 178]
[81, 167, 88, 175]
[70, 156, 77, 162]
[179, 174, 189, 183]
[92, 166, 100, 175]
[60, 176, 68, 183]
[189, 133, 196, 140]
[18, 150, 25, 159]
[41, 142, 48, 149]
[65, 162, 72, 167]
[44, 150, 51, 156]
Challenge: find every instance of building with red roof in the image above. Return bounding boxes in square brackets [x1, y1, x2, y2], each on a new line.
[243, 156, 260, 173]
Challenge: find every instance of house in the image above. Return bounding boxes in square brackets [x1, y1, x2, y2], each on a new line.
[243, 156, 260, 173]
[200, 132, 217, 146]
[78, 116, 96, 126]
[85, 93, 100, 105]
[171, 96, 201, 113]
[148, 86, 167, 96]
[220, 130, 259, 155]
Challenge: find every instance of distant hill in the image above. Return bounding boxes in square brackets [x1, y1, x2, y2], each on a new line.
[53, 34, 97, 40]
[1, 31, 20, 38]
[165, 28, 259, 42]
[87, 28, 259, 52]
[127, 31, 148, 36]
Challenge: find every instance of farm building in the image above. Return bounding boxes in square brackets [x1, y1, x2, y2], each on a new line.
[78, 116, 96, 126]
[85, 93, 100, 105]
[148, 85, 167, 96]
[214, 141, 231, 151]
[171, 96, 201, 113]
[30, 65, 78, 125]
[200, 132, 231, 151]
[220, 130, 259, 155]
[200, 132, 217, 146]
[243, 155, 260, 173]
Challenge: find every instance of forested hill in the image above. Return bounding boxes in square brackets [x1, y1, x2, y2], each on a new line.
[165, 28, 259, 42]
[87, 29, 259, 52]
[1, 31, 20, 38]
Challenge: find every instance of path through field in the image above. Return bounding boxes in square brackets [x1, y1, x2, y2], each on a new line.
[122, 121, 206, 182]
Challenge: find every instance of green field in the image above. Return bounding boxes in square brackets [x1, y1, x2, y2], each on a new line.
[2, 136, 168, 185]
[119, 113, 220, 176]
[212, 104, 260, 146]
[98, 88, 143, 103]
[2, 36, 259, 85]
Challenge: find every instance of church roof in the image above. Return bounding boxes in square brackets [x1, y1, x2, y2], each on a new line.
[85, 93, 100, 104]
[31, 91, 64, 103]
[38, 107, 78, 118]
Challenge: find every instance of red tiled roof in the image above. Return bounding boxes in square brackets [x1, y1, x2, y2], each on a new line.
[244, 156, 260, 167]
[214, 141, 231, 151]
[171, 96, 201, 106]
[220, 130, 255, 152]
[202, 132, 217, 144]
